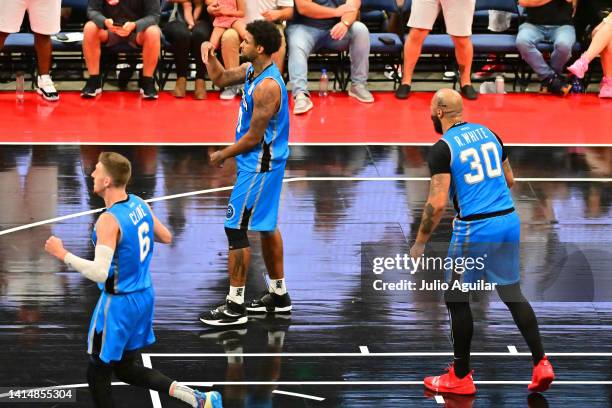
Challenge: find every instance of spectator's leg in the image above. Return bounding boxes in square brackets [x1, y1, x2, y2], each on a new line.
[136, 25, 161, 77]
[400, 28, 429, 86]
[271, 26, 286, 74]
[451, 35, 473, 87]
[220, 28, 239, 69]
[82, 21, 109, 75]
[602, 40, 612, 78]
[285, 24, 319, 97]
[584, 22, 612, 63]
[345, 21, 370, 86]
[162, 21, 191, 79]
[211, 27, 226, 50]
[33, 33, 52, 75]
[516, 22, 551, 80]
[550, 25, 576, 75]
[191, 20, 212, 80]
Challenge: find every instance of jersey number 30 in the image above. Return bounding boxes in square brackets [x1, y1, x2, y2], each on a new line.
[460, 142, 502, 184]
[138, 223, 151, 262]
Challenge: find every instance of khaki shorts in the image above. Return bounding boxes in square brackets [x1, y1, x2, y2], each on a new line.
[407, 0, 476, 37]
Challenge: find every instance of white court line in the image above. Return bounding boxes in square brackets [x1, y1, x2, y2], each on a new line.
[508, 345, 518, 354]
[142, 354, 163, 408]
[1, 176, 610, 237]
[145, 352, 612, 357]
[1, 142, 611, 147]
[434, 395, 445, 404]
[272, 390, 325, 401]
[359, 346, 370, 354]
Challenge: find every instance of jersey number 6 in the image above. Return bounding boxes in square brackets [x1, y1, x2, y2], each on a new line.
[138, 223, 151, 262]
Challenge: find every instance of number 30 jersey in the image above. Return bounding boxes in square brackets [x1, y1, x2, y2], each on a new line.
[429, 122, 514, 219]
[92, 194, 154, 294]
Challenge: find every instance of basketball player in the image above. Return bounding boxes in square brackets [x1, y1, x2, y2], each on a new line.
[44, 152, 221, 408]
[198, 20, 291, 326]
[410, 89, 554, 395]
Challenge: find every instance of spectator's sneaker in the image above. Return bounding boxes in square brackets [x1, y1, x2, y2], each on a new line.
[293, 92, 313, 115]
[140, 77, 158, 99]
[424, 363, 476, 395]
[567, 56, 589, 79]
[348, 83, 374, 103]
[36, 75, 59, 101]
[528, 356, 554, 392]
[81, 77, 102, 98]
[220, 85, 240, 100]
[599, 77, 612, 98]
[541, 74, 571, 96]
[246, 291, 292, 314]
[194, 390, 222, 408]
[199, 299, 247, 326]
[460, 85, 478, 100]
[395, 84, 411, 99]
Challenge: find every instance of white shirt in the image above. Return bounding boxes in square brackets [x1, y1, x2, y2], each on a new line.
[246, 0, 294, 22]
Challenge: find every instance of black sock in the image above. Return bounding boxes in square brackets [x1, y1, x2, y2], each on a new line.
[497, 283, 545, 365]
[446, 300, 473, 379]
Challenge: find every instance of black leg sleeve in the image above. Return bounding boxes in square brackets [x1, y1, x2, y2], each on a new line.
[87, 355, 115, 408]
[113, 351, 174, 394]
[497, 283, 545, 365]
[444, 285, 473, 378]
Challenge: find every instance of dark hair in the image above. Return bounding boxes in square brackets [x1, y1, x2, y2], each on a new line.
[246, 20, 282, 55]
[98, 152, 131, 187]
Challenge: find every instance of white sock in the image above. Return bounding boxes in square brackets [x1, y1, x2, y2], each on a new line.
[169, 381, 197, 408]
[227, 286, 245, 304]
[269, 278, 287, 295]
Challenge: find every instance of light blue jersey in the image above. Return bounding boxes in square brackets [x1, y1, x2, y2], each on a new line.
[442, 122, 514, 219]
[235, 63, 290, 173]
[92, 194, 154, 294]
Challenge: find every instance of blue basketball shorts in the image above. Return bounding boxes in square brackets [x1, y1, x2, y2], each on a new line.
[224, 165, 285, 232]
[87, 286, 156, 363]
[446, 211, 521, 286]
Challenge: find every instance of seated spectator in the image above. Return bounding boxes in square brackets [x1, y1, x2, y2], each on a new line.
[288, 0, 373, 115]
[81, 0, 161, 99]
[395, 0, 478, 100]
[0, 0, 61, 101]
[162, 0, 212, 99]
[246, 0, 294, 73]
[568, 9, 612, 98]
[208, 0, 247, 50]
[516, 0, 576, 96]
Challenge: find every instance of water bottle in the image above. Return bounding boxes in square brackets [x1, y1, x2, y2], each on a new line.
[16, 71, 24, 103]
[319, 69, 329, 97]
[495, 75, 505, 94]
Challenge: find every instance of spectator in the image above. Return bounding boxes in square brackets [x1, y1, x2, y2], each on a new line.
[0, 0, 61, 101]
[205, 0, 244, 99]
[81, 0, 161, 99]
[516, 0, 576, 96]
[208, 0, 247, 50]
[288, 0, 374, 115]
[395, 0, 478, 100]
[246, 0, 294, 73]
[162, 0, 212, 99]
[568, 8, 612, 98]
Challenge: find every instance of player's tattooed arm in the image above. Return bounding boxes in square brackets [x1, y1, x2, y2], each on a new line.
[217, 79, 281, 160]
[415, 173, 451, 245]
[201, 40, 249, 87]
[502, 159, 515, 188]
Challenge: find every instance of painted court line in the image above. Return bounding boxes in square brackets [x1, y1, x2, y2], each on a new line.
[359, 346, 370, 354]
[272, 390, 325, 401]
[434, 395, 445, 404]
[145, 352, 612, 357]
[1, 176, 610, 237]
[508, 345, 519, 354]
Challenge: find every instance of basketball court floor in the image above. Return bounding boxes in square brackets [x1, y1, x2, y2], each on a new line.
[0, 91, 611, 407]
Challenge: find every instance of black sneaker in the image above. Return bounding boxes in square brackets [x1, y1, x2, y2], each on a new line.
[460, 84, 478, 100]
[81, 76, 102, 98]
[246, 291, 292, 314]
[140, 77, 158, 100]
[541, 74, 572, 96]
[199, 299, 247, 326]
[395, 83, 411, 99]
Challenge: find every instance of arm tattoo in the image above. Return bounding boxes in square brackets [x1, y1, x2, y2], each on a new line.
[230, 249, 247, 283]
[421, 203, 435, 234]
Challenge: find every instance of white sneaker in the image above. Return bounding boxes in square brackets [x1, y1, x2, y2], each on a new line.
[220, 85, 240, 100]
[37, 75, 59, 101]
[293, 92, 313, 115]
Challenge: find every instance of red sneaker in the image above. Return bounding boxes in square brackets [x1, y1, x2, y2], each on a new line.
[528, 355, 555, 392]
[424, 363, 477, 395]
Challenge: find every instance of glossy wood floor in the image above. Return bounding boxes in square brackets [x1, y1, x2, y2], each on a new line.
[0, 145, 611, 407]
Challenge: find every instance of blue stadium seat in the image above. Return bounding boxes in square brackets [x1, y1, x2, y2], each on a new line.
[3, 33, 35, 52]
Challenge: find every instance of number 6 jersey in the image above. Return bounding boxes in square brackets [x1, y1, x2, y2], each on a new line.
[427, 122, 514, 219]
[92, 194, 155, 294]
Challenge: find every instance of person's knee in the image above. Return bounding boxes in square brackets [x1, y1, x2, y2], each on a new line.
[408, 28, 429, 42]
[226, 227, 249, 250]
[83, 21, 101, 39]
[143, 25, 161, 43]
[87, 355, 112, 382]
[221, 28, 239, 48]
[554, 40, 573, 55]
[516, 31, 537, 50]
[452, 35, 471, 47]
